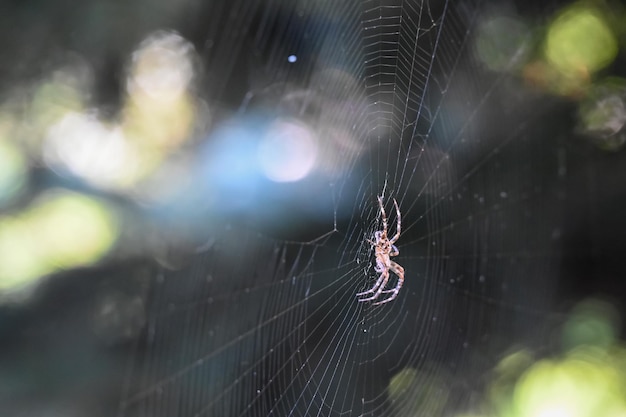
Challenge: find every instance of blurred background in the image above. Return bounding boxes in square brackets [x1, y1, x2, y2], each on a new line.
[1, 0, 626, 416]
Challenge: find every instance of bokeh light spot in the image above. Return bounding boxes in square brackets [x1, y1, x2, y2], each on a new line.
[578, 82, 626, 151]
[514, 356, 626, 417]
[44, 111, 137, 189]
[122, 30, 200, 168]
[258, 120, 317, 183]
[388, 368, 417, 402]
[0, 191, 118, 296]
[545, 5, 617, 77]
[475, 16, 531, 72]
[561, 299, 619, 352]
[127, 31, 195, 101]
[0, 140, 27, 206]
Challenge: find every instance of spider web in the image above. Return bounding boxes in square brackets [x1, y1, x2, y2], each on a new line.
[118, 0, 566, 416]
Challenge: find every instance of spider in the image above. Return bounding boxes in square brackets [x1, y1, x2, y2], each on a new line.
[357, 196, 405, 305]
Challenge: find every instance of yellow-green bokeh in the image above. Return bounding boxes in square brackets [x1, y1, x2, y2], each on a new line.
[0, 140, 27, 205]
[488, 300, 626, 417]
[388, 367, 449, 416]
[545, 4, 617, 78]
[513, 352, 626, 417]
[388, 368, 419, 402]
[0, 191, 118, 293]
[562, 299, 620, 352]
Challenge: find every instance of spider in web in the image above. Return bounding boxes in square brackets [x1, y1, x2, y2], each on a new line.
[357, 195, 405, 305]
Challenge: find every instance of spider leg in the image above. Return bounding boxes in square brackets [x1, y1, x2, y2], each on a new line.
[389, 198, 401, 244]
[357, 258, 382, 296]
[377, 196, 388, 237]
[356, 269, 390, 300]
[372, 293, 396, 305]
[355, 268, 386, 296]
[372, 261, 404, 305]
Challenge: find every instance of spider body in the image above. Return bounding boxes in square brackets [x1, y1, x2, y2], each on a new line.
[357, 196, 405, 305]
